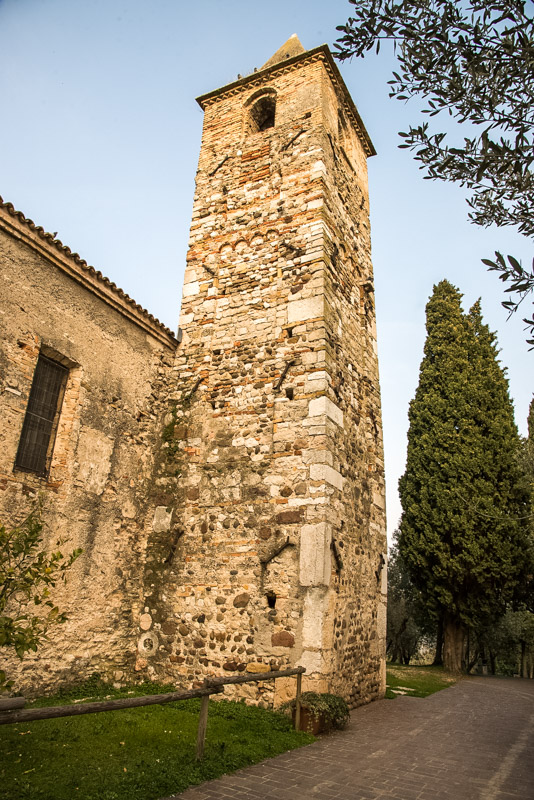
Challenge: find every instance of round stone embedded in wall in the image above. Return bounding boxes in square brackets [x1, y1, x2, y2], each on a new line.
[139, 613, 152, 631]
[233, 592, 250, 608]
[138, 631, 158, 657]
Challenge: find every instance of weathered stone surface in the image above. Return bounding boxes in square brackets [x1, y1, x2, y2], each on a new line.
[0, 197, 177, 695]
[275, 510, 302, 525]
[299, 523, 331, 587]
[308, 396, 344, 428]
[233, 593, 250, 608]
[74, 429, 114, 495]
[161, 620, 177, 635]
[271, 631, 295, 648]
[287, 296, 324, 324]
[309, 463, 344, 490]
[246, 662, 271, 673]
[153, 506, 173, 533]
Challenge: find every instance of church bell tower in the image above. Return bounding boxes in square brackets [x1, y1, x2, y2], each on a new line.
[153, 35, 387, 706]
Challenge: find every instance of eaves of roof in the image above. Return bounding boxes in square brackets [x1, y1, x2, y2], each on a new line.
[0, 197, 178, 350]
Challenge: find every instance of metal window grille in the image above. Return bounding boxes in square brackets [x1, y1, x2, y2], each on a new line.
[15, 354, 68, 476]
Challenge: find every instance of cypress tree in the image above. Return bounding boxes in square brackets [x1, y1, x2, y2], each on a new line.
[398, 280, 530, 672]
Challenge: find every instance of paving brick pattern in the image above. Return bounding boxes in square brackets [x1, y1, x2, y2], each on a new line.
[164, 677, 534, 800]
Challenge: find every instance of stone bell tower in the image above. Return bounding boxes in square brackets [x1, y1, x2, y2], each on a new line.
[147, 35, 387, 707]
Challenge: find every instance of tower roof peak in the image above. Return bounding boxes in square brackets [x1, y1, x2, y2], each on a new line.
[260, 34, 306, 71]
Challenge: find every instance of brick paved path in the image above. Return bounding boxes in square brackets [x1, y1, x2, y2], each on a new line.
[164, 677, 534, 800]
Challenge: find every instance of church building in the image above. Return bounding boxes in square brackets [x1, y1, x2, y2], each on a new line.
[0, 36, 387, 707]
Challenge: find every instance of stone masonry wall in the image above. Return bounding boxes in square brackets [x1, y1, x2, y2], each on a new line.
[318, 69, 387, 705]
[0, 211, 176, 695]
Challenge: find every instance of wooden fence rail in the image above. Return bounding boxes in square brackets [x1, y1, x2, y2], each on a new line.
[0, 666, 305, 761]
[0, 685, 223, 725]
[196, 666, 305, 759]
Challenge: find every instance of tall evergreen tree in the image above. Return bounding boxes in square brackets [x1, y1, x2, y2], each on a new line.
[525, 399, 534, 526]
[398, 280, 530, 672]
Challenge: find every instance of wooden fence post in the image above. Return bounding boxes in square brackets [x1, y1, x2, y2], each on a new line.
[195, 692, 210, 760]
[295, 671, 302, 731]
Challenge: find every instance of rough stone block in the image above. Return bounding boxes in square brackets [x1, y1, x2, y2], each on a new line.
[287, 296, 324, 324]
[302, 589, 327, 649]
[276, 509, 302, 524]
[309, 463, 344, 490]
[246, 662, 271, 673]
[297, 649, 322, 675]
[271, 631, 295, 648]
[139, 613, 152, 631]
[299, 522, 331, 587]
[183, 281, 200, 297]
[152, 506, 173, 533]
[233, 592, 250, 608]
[308, 396, 344, 427]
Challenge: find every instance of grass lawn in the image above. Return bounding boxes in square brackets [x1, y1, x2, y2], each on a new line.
[0, 676, 313, 800]
[386, 664, 458, 699]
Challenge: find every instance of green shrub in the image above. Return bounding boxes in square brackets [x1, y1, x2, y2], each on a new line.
[282, 691, 350, 729]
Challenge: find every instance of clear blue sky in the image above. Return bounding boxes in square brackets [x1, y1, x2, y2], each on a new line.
[0, 0, 530, 540]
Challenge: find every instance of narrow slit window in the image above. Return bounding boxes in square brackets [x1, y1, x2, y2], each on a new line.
[15, 354, 68, 476]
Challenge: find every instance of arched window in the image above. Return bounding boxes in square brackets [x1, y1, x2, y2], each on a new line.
[247, 92, 276, 133]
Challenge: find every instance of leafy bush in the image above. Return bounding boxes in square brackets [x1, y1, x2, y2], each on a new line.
[0, 502, 82, 691]
[282, 691, 350, 729]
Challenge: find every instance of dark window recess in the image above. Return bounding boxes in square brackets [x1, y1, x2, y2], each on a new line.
[266, 591, 277, 609]
[15, 355, 68, 476]
[250, 96, 276, 132]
